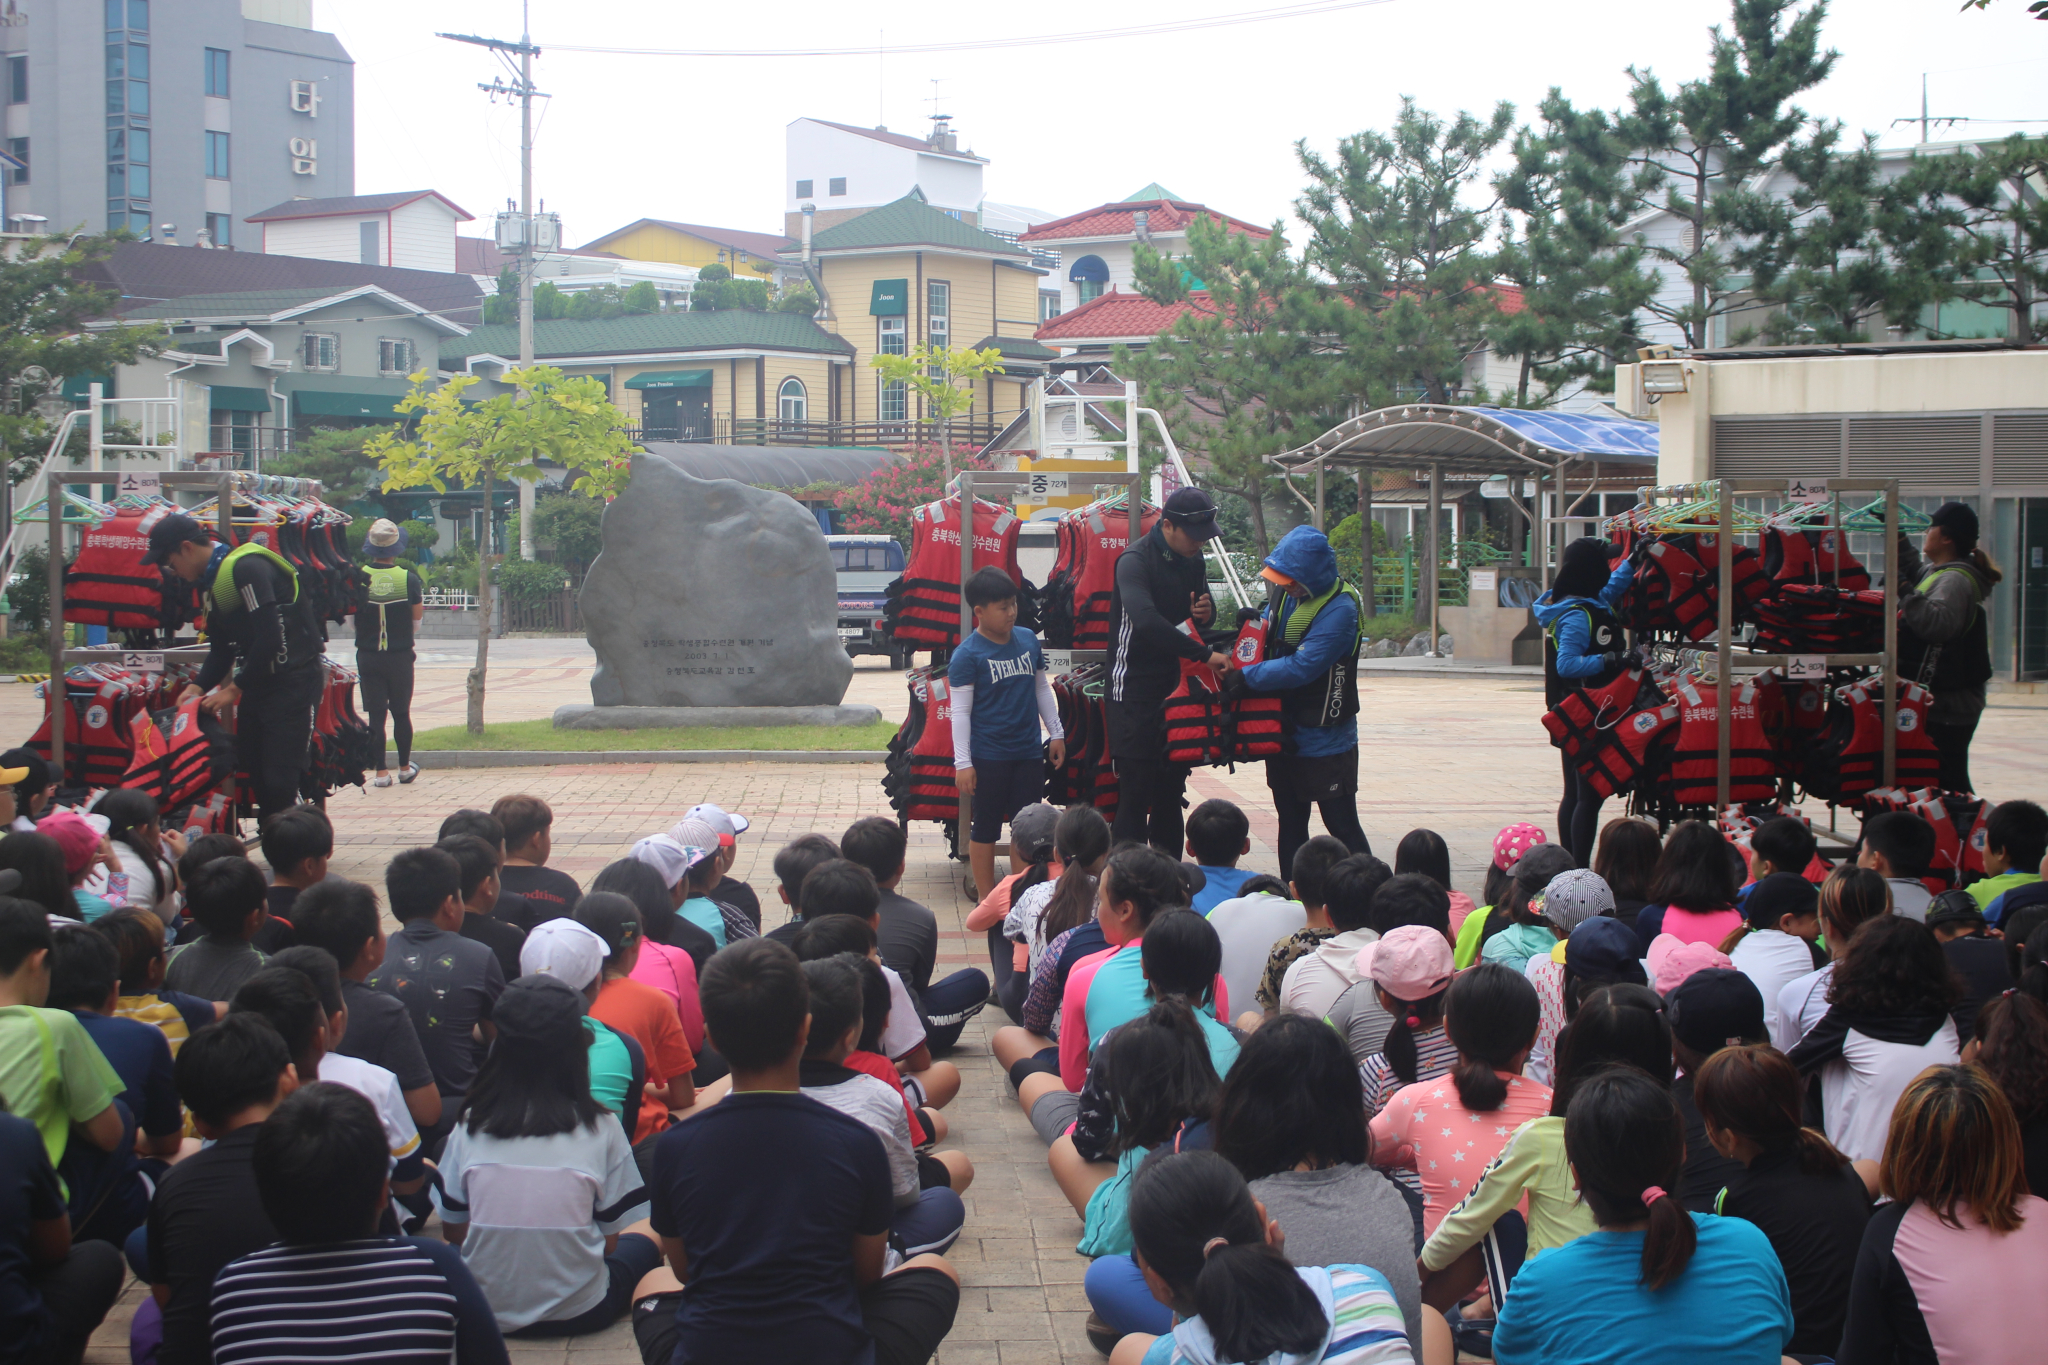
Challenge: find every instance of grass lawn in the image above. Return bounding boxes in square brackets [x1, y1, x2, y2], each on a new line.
[410, 717, 897, 752]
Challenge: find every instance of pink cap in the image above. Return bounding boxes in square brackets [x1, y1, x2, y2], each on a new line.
[1647, 933, 1732, 995]
[39, 809, 107, 879]
[1493, 823, 1548, 871]
[1355, 925, 1455, 1003]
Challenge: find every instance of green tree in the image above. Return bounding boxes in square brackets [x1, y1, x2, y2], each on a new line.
[1611, 0, 1837, 347]
[831, 441, 992, 545]
[1296, 97, 1515, 405]
[622, 280, 660, 314]
[869, 342, 1008, 478]
[1491, 93, 1657, 404]
[1912, 134, 2048, 341]
[365, 366, 634, 734]
[1, 233, 163, 480]
[691, 264, 771, 312]
[773, 283, 820, 315]
[483, 267, 518, 325]
[1124, 213, 1342, 558]
[262, 424, 399, 509]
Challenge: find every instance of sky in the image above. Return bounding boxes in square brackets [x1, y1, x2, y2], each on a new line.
[324, 0, 2047, 249]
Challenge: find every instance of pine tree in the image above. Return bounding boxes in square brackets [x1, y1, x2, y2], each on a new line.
[1911, 134, 2048, 341]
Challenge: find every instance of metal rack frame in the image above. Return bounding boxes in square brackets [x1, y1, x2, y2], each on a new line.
[1634, 477, 1899, 812]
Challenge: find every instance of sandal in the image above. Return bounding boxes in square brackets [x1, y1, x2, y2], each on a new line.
[398, 763, 420, 784]
[372, 772, 393, 788]
[1084, 1313, 1119, 1357]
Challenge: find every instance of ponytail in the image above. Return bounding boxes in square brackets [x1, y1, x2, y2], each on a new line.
[1381, 983, 1450, 1085]
[1640, 1187, 1699, 1292]
[1565, 1067, 1695, 1290]
[1443, 962, 1540, 1112]
[1036, 805, 1111, 947]
[1971, 546, 2004, 586]
[1127, 1150, 1328, 1364]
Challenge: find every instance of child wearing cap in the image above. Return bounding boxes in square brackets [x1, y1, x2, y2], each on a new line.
[964, 802, 1060, 1022]
[1662, 967, 1768, 1212]
[1519, 870, 1614, 1086]
[575, 894, 696, 1166]
[1356, 920, 1460, 1138]
[40, 809, 120, 922]
[1455, 824, 1549, 969]
[520, 916, 650, 1129]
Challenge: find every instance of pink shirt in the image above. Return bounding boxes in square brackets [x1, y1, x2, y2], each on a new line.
[1057, 946, 1121, 1092]
[629, 939, 704, 1052]
[1660, 905, 1743, 949]
[1889, 1197, 2048, 1363]
[1369, 1071, 1554, 1234]
[1447, 890, 1478, 935]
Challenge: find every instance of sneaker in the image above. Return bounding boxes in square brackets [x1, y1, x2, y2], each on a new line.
[1085, 1313, 1118, 1357]
[372, 772, 393, 788]
[398, 763, 421, 784]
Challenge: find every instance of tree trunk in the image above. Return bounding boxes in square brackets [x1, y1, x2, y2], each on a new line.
[468, 469, 492, 737]
[940, 413, 952, 481]
[1245, 486, 1271, 560]
[1516, 352, 1532, 408]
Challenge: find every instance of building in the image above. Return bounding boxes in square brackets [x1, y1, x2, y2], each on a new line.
[1020, 189, 1270, 318]
[0, 0, 353, 245]
[77, 237, 483, 327]
[246, 189, 469, 271]
[457, 236, 699, 312]
[574, 219, 794, 285]
[784, 116, 988, 237]
[1617, 339, 2048, 677]
[443, 311, 856, 444]
[783, 188, 1049, 440]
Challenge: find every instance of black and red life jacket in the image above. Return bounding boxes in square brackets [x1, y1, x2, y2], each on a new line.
[1669, 677, 1779, 807]
[27, 676, 140, 792]
[1543, 666, 1651, 764]
[1911, 790, 1989, 882]
[1226, 616, 1286, 761]
[63, 507, 178, 630]
[890, 497, 1022, 648]
[158, 699, 234, 810]
[902, 670, 964, 822]
[1761, 526, 1870, 593]
[1070, 504, 1161, 652]
[1800, 680, 1941, 803]
[1690, 533, 1771, 619]
[1594, 699, 1681, 800]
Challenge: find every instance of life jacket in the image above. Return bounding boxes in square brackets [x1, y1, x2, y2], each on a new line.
[1690, 533, 1772, 619]
[1899, 564, 1993, 693]
[1268, 581, 1363, 730]
[1160, 623, 1228, 766]
[63, 508, 178, 630]
[118, 708, 172, 805]
[903, 671, 963, 822]
[27, 676, 137, 792]
[1669, 678, 1779, 807]
[362, 564, 413, 652]
[891, 497, 1021, 648]
[1911, 790, 1989, 881]
[157, 699, 234, 810]
[1593, 699, 1681, 801]
[1800, 680, 1941, 803]
[1634, 536, 1717, 640]
[1071, 505, 1161, 651]
[1751, 584, 1887, 655]
[1542, 599, 1625, 710]
[211, 541, 300, 614]
[1226, 616, 1286, 761]
[1038, 519, 1082, 650]
[1544, 666, 1653, 779]
[1761, 526, 1869, 592]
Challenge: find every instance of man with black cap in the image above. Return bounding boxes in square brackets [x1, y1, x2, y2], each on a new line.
[1897, 501, 1999, 791]
[143, 512, 325, 821]
[1925, 888, 2012, 1039]
[1106, 486, 1230, 853]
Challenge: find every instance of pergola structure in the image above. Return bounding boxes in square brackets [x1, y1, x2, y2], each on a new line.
[1267, 404, 1660, 654]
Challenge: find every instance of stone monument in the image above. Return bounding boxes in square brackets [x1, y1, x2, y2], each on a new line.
[556, 453, 878, 730]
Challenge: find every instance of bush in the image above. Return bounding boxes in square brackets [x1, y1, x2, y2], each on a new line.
[8, 544, 52, 633]
[492, 558, 573, 604]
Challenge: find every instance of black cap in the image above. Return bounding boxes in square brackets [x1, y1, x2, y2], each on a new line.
[140, 512, 209, 567]
[490, 974, 588, 1044]
[1565, 916, 1647, 984]
[1929, 501, 1979, 553]
[1925, 888, 1987, 931]
[1666, 968, 1766, 1054]
[1161, 487, 1222, 542]
[1743, 871, 1819, 931]
[0, 749, 49, 798]
[0, 870, 18, 896]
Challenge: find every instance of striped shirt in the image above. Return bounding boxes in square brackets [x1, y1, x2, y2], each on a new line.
[210, 1236, 507, 1365]
[1360, 1026, 1462, 1202]
[1145, 1264, 1411, 1365]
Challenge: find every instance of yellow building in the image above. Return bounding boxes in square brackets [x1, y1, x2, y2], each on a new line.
[575, 220, 793, 281]
[784, 190, 1054, 437]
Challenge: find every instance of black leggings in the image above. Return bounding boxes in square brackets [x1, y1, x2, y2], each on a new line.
[1274, 795, 1369, 883]
[1928, 714, 1980, 794]
[989, 925, 1027, 1025]
[1558, 749, 1604, 865]
[358, 650, 416, 768]
[1111, 757, 1190, 854]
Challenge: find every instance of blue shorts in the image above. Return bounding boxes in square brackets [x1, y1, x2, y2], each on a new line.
[969, 757, 1045, 844]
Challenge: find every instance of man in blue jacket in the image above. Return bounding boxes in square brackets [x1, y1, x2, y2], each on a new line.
[1238, 525, 1370, 877]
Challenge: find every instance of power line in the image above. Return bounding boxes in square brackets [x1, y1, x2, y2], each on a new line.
[542, 0, 1401, 59]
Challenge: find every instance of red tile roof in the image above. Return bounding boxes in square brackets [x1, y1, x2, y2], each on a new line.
[1035, 289, 1217, 342]
[1485, 283, 1526, 315]
[1020, 199, 1269, 243]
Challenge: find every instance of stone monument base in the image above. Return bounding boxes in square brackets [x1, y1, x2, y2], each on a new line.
[552, 703, 883, 731]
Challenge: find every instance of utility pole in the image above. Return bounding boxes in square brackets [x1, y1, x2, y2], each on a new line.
[439, 3, 545, 560]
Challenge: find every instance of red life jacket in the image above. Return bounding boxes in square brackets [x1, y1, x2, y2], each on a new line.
[1162, 623, 1229, 766]
[1637, 537, 1718, 640]
[1801, 680, 1940, 802]
[1761, 526, 1870, 592]
[1070, 505, 1161, 651]
[1226, 616, 1285, 761]
[1587, 699, 1680, 800]
[892, 497, 1022, 647]
[158, 699, 233, 810]
[903, 671, 964, 822]
[1669, 678, 1778, 806]
[63, 508, 176, 630]
[118, 710, 171, 805]
[1543, 667, 1651, 761]
[27, 677, 138, 791]
[1690, 533, 1772, 619]
[1911, 791, 1989, 881]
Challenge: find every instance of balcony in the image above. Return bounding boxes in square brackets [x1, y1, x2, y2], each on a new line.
[624, 416, 1004, 449]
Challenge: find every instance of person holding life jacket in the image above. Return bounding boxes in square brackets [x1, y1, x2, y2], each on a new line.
[1534, 537, 1633, 865]
[1106, 488, 1230, 855]
[1896, 501, 2000, 794]
[1235, 525, 1369, 877]
[351, 519, 425, 789]
[143, 511, 326, 822]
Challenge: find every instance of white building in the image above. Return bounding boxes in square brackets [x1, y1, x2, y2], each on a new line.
[1020, 187, 1272, 318]
[784, 117, 989, 237]
[455, 238, 699, 312]
[247, 190, 471, 272]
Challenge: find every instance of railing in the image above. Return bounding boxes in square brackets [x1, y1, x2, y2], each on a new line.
[501, 590, 582, 634]
[625, 416, 1004, 449]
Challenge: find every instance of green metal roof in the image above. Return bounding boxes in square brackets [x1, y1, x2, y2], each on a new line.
[207, 385, 272, 412]
[975, 334, 1056, 362]
[1122, 183, 1183, 203]
[283, 373, 417, 420]
[125, 287, 356, 321]
[799, 191, 1035, 257]
[442, 310, 855, 366]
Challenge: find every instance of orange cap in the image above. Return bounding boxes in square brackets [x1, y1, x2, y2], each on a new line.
[1260, 566, 1301, 590]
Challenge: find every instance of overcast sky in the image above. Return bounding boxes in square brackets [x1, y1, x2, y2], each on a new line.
[324, 0, 2045, 249]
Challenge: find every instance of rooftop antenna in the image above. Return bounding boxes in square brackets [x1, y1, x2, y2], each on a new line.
[877, 29, 884, 129]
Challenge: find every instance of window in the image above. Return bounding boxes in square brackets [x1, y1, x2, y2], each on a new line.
[204, 48, 229, 98]
[127, 44, 147, 81]
[6, 139, 25, 186]
[1070, 254, 1109, 306]
[879, 380, 908, 422]
[1040, 290, 1063, 323]
[204, 131, 228, 179]
[794, 179, 812, 198]
[778, 377, 807, 424]
[204, 212, 231, 248]
[378, 339, 416, 375]
[107, 165, 126, 198]
[828, 177, 846, 196]
[127, 164, 149, 199]
[128, 127, 147, 164]
[105, 45, 123, 79]
[7, 56, 25, 104]
[301, 333, 338, 371]
[927, 281, 949, 338]
[128, 80, 147, 116]
[877, 315, 906, 356]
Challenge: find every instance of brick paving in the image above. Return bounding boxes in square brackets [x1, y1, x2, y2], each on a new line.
[29, 656, 2048, 1365]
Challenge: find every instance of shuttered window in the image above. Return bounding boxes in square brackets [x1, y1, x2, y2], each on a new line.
[1846, 416, 1981, 483]
[1993, 414, 2048, 484]
[1711, 418, 1840, 479]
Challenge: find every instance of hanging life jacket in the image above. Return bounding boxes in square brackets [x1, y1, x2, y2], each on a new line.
[362, 564, 413, 653]
[1761, 526, 1870, 593]
[892, 498, 1022, 648]
[1267, 580, 1363, 730]
[1543, 666, 1650, 765]
[1669, 677, 1779, 807]
[1225, 616, 1285, 761]
[903, 671, 964, 822]
[63, 508, 178, 630]
[1912, 790, 1989, 882]
[1071, 505, 1161, 651]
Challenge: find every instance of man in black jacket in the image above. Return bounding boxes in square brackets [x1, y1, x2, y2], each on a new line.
[145, 513, 326, 821]
[1106, 487, 1230, 853]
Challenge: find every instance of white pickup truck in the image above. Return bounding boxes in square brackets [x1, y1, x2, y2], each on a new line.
[829, 535, 910, 668]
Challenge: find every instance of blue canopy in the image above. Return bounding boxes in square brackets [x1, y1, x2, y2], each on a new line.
[1271, 403, 1658, 478]
[1477, 407, 1660, 461]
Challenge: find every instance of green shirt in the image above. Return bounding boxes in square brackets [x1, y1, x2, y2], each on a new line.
[584, 1017, 634, 1119]
[1420, 1114, 1597, 1273]
[0, 1005, 124, 1167]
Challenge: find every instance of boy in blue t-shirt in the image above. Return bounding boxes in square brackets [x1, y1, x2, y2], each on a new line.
[948, 567, 1066, 902]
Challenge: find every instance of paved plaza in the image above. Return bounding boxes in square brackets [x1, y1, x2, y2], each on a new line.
[10, 645, 2042, 1365]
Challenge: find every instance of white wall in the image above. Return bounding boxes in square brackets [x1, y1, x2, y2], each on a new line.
[912, 152, 984, 215]
[262, 214, 368, 263]
[784, 119, 985, 216]
[1050, 231, 1188, 312]
[389, 199, 457, 272]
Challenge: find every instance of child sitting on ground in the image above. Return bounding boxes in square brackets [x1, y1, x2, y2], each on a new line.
[489, 795, 585, 927]
[93, 907, 218, 1052]
[1185, 800, 1255, 914]
[1856, 810, 1938, 922]
[1252, 836, 1354, 1017]
[258, 806, 332, 926]
[1974, 798, 2047, 923]
[1395, 828, 1474, 933]
[1455, 824, 1549, 968]
[164, 855, 270, 1002]
[763, 833, 842, 940]
[1280, 855, 1391, 1018]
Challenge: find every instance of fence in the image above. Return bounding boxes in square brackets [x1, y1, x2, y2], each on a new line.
[500, 589, 582, 634]
[624, 416, 1003, 449]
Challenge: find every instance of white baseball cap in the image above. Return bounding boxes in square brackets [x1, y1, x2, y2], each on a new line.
[518, 917, 607, 991]
[681, 803, 749, 844]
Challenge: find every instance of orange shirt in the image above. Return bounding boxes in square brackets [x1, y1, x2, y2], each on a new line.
[590, 976, 696, 1144]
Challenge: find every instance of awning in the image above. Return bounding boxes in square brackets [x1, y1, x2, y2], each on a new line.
[294, 389, 403, 419]
[207, 385, 271, 413]
[624, 369, 712, 390]
[869, 279, 908, 316]
[61, 373, 112, 401]
[1270, 404, 1659, 479]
